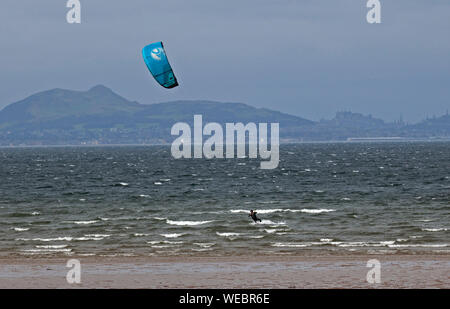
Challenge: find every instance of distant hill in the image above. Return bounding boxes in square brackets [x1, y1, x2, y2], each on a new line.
[0, 85, 143, 123]
[0, 85, 448, 145]
[0, 85, 313, 145]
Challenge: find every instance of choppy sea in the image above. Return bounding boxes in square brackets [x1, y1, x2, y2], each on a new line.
[0, 143, 448, 257]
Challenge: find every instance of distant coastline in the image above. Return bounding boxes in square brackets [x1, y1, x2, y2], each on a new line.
[1, 138, 450, 148]
[0, 86, 449, 146]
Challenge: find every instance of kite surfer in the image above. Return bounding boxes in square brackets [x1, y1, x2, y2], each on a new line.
[249, 210, 262, 223]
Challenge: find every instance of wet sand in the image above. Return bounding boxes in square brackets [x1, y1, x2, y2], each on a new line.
[0, 255, 448, 289]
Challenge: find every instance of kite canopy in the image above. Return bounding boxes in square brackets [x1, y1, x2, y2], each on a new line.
[142, 42, 178, 89]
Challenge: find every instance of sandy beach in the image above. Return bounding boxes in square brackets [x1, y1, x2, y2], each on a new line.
[0, 255, 448, 289]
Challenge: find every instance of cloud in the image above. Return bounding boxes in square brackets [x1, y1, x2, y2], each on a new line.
[1, 0, 449, 122]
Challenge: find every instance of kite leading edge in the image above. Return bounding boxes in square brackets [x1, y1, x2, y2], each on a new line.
[142, 42, 179, 89]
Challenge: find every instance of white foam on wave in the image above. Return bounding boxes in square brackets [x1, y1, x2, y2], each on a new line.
[21, 248, 72, 253]
[272, 240, 399, 248]
[388, 244, 448, 248]
[422, 228, 447, 232]
[72, 220, 99, 225]
[17, 237, 73, 242]
[230, 208, 335, 215]
[320, 238, 333, 242]
[17, 235, 107, 242]
[12, 227, 29, 232]
[166, 220, 212, 226]
[271, 238, 400, 250]
[84, 234, 110, 238]
[257, 220, 286, 226]
[160, 233, 184, 238]
[75, 236, 107, 241]
[133, 233, 151, 237]
[264, 229, 281, 234]
[148, 240, 183, 245]
[300, 209, 335, 214]
[194, 242, 215, 248]
[272, 242, 309, 248]
[256, 209, 285, 214]
[216, 232, 240, 237]
[230, 209, 290, 214]
[36, 245, 68, 249]
[396, 238, 408, 242]
[232, 209, 263, 214]
[337, 241, 395, 247]
[153, 217, 167, 221]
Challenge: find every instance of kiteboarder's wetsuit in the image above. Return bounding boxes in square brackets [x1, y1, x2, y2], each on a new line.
[249, 210, 262, 223]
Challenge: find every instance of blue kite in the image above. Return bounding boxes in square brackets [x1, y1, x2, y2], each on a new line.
[142, 42, 179, 89]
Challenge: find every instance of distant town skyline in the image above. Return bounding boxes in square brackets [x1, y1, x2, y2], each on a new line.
[1, 0, 449, 123]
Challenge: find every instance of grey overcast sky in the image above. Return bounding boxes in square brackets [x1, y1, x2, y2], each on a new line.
[1, 0, 449, 122]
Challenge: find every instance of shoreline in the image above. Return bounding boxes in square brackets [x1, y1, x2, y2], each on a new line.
[1, 139, 450, 148]
[1, 253, 450, 264]
[1, 254, 448, 288]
